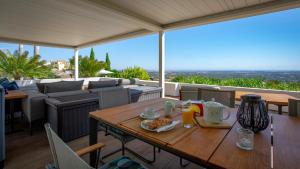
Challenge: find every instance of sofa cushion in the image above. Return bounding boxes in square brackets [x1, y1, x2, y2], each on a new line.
[44, 80, 84, 93]
[129, 78, 141, 85]
[0, 78, 10, 89]
[89, 86, 123, 93]
[6, 81, 19, 90]
[118, 79, 132, 86]
[47, 90, 89, 98]
[88, 80, 117, 89]
[36, 81, 62, 93]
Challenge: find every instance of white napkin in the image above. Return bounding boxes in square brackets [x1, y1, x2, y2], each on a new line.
[156, 120, 180, 133]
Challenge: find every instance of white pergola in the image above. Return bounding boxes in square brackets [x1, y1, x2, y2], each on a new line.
[1, 0, 300, 97]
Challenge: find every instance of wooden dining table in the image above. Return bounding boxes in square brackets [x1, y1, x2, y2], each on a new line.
[89, 98, 300, 169]
[235, 91, 297, 114]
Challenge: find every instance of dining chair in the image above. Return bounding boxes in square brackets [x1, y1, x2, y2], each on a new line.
[179, 86, 199, 101]
[198, 88, 236, 108]
[97, 87, 156, 163]
[288, 99, 300, 116]
[44, 123, 147, 169]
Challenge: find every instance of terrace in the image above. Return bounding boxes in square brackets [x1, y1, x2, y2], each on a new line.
[1, 0, 300, 169]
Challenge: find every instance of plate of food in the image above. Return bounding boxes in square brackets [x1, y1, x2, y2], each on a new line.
[140, 118, 180, 132]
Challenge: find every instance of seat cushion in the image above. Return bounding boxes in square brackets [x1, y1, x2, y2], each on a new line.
[100, 156, 146, 169]
[88, 80, 117, 89]
[44, 80, 84, 93]
[47, 90, 89, 98]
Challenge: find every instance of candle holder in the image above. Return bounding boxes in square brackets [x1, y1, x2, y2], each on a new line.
[237, 94, 269, 133]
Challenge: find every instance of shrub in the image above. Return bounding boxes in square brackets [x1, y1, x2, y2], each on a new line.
[171, 75, 300, 91]
[110, 66, 150, 80]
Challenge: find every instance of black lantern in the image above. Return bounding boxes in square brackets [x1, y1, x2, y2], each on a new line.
[237, 94, 269, 133]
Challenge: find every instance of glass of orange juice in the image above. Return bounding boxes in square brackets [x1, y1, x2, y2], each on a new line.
[182, 107, 194, 128]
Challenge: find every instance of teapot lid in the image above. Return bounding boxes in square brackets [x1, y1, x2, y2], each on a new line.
[204, 101, 224, 107]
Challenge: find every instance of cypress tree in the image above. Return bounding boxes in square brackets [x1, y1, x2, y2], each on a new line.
[105, 52, 111, 70]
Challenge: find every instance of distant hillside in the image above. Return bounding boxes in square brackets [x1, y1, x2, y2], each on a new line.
[148, 71, 300, 82]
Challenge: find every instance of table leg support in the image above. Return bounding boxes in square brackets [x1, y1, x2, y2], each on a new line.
[278, 105, 282, 115]
[9, 100, 15, 132]
[89, 117, 98, 167]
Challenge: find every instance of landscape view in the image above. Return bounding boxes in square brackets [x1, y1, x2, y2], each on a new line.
[1, 1, 300, 169]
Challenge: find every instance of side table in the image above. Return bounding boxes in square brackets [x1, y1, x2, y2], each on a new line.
[5, 90, 27, 133]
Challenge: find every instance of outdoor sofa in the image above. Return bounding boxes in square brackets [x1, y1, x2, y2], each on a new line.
[18, 78, 161, 140]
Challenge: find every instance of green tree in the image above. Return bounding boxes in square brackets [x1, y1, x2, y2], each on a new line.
[90, 48, 95, 60]
[0, 50, 54, 80]
[110, 66, 150, 80]
[105, 52, 111, 70]
[69, 48, 105, 77]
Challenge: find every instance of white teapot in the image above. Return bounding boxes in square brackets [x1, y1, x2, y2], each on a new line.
[204, 101, 230, 123]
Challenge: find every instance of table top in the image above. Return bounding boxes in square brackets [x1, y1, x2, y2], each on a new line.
[89, 98, 300, 169]
[235, 91, 297, 106]
[5, 90, 27, 100]
[208, 122, 271, 169]
[90, 98, 237, 167]
[273, 114, 300, 169]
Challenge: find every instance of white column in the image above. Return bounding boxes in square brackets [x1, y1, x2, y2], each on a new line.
[34, 45, 39, 55]
[74, 48, 79, 80]
[159, 31, 165, 97]
[18, 43, 24, 54]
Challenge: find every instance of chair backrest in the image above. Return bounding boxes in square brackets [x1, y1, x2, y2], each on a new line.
[0, 86, 5, 163]
[180, 86, 198, 101]
[44, 123, 93, 169]
[288, 99, 300, 117]
[198, 88, 235, 108]
[99, 87, 131, 109]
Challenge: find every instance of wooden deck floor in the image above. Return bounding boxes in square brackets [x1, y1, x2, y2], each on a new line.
[5, 126, 203, 169]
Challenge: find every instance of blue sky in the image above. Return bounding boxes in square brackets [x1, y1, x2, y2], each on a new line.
[1, 8, 300, 71]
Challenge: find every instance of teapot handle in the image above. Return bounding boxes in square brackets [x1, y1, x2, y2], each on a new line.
[222, 108, 231, 120]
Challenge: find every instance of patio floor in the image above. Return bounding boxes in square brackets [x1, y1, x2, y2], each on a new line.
[5, 125, 203, 169]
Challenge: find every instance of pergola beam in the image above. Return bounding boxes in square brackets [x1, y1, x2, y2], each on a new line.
[74, 48, 79, 80]
[83, 0, 162, 32]
[159, 31, 165, 98]
[77, 29, 153, 49]
[163, 0, 300, 30]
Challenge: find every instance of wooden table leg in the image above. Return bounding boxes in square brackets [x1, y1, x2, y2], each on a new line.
[9, 100, 15, 132]
[89, 117, 98, 167]
[278, 105, 283, 115]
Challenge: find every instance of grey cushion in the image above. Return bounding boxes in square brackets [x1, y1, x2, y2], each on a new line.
[118, 79, 132, 86]
[47, 90, 89, 98]
[129, 86, 162, 94]
[22, 90, 48, 122]
[88, 80, 117, 89]
[89, 86, 123, 93]
[44, 80, 84, 93]
[129, 78, 140, 85]
[36, 81, 62, 93]
[19, 85, 38, 91]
